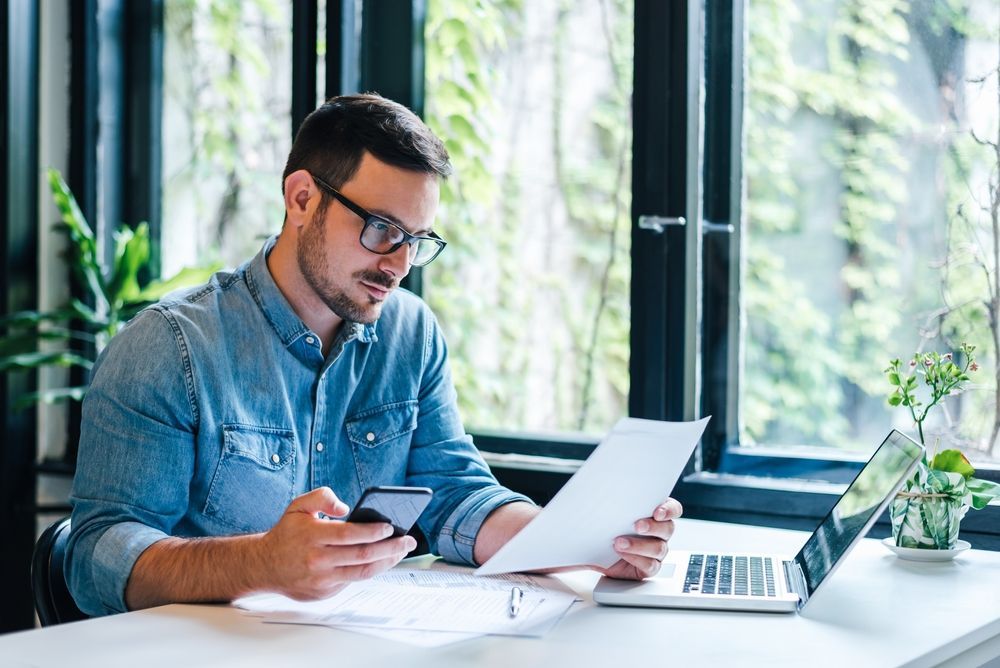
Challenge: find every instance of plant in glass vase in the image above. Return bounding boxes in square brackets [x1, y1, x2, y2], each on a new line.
[885, 344, 1000, 550]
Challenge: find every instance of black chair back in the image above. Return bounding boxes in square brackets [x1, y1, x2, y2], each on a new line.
[31, 517, 89, 626]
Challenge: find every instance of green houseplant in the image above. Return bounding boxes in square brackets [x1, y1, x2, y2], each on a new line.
[885, 344, 1000, 549]
[0, 168, 220, 406]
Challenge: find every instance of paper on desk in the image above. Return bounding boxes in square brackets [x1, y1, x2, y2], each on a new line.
[234, 569, 576, 640]
[476, 416, 710, 576]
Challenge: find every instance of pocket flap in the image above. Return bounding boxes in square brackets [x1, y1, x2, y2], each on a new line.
[346, 400, 418, 448]
[222, 424, 295, 470]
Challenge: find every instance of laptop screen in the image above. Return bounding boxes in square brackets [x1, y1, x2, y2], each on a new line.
[793, 430, 924, 600]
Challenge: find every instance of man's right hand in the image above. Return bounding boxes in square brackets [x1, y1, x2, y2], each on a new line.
[124, 486, 417, 611]
[259, 487, 418, 600]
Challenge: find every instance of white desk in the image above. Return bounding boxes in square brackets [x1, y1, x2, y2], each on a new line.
[3, 519, 1000, 668]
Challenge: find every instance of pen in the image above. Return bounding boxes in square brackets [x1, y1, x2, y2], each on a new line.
[508, 586, 523, 618]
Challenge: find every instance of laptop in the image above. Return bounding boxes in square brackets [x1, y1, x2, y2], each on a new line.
[592, 429, 924, 613]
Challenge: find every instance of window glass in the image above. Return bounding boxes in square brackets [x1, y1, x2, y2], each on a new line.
[161, 0, 292, 274]
[743, 0, 1000, 462]
[422, 0, 633, 436]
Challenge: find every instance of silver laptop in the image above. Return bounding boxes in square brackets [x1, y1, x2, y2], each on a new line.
[592, 430, 923, 613]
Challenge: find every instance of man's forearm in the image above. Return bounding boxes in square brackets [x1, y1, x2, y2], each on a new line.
[472, 501, 540, 566]
[124, 533, 269, 611]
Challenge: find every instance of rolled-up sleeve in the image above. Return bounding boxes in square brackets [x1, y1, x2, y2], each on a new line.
[405, 311, 534, 565]
[66, 309, 197, 615]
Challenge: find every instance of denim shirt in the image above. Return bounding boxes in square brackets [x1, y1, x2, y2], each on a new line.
[66, 237, 531, 616]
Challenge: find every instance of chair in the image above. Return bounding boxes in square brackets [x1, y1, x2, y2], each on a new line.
[31, 517, 89, 626]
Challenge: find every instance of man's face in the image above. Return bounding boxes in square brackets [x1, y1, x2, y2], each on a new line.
[295, 153, 440, 324]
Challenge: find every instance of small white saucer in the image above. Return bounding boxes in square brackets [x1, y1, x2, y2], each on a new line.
[882, 537, 971, 561]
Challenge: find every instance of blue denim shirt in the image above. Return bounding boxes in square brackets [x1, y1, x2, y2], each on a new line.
[66, 237, 531, 616]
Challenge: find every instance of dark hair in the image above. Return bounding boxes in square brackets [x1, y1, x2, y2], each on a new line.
[282, 93, 452, 194]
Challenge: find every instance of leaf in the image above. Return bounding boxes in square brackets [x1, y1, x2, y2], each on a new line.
[14, 386, 88, 409]
[0, 350, 94, 372]
[967, 478, 1000, 509]
[47, 169, 109, 313]
[929, 449, 975, 478]
[107, 223, 151, 307]
[134, 263, 222, 302]
[0, 307, 83, 328]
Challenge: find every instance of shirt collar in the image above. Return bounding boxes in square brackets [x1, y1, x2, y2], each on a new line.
[245, 235, 379, 348]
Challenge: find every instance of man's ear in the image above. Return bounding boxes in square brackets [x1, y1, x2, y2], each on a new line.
[283, 170, 316, 226]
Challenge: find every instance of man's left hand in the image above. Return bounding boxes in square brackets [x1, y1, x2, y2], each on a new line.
[599, 498, 683, 580]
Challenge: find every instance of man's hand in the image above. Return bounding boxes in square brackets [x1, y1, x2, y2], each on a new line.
[599, 498, 682, 580]
[125, 487, 417, 611]
[260, 487, 418, 600]
[473, 498, 683, 581]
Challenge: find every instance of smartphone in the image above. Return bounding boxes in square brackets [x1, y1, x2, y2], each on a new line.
[346, 486, 433, 537]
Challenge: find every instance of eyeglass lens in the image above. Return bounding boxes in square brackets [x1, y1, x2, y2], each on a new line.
[361, 219, 440, 265]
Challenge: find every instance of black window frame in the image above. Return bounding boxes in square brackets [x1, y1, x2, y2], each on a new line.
[2, 0, 40, 633]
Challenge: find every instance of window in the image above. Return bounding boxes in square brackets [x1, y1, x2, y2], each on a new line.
[715, 0, 1000, 468]
[422, 0, 634, 438]
[161, 0, 293, 274]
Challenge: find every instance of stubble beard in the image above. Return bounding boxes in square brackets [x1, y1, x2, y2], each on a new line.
[296, 207, 392, 324]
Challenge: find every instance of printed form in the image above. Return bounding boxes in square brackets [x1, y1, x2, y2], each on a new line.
[234, 567, 577, 645]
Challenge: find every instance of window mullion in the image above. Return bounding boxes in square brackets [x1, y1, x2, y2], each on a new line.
[292, 0, 318, 137]
[1, 0, 40, 632]
[700, 0, 744, 470]
[630, 0, 702, 425]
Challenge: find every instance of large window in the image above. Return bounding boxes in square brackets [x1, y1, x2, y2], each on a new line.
[736, 0, 1000, 465]
[161, 0, 293, 274]
[422, 0, 634, 437]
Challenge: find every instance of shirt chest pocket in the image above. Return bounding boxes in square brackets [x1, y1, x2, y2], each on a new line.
[346, 400, 417, 487]
[203, 424, 297, 533]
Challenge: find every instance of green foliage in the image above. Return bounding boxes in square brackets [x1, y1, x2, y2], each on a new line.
[423, 0, 632, 434]
[885, 344, 997, 544]
[162, 0, 288, 268]
[885, 343, 977, 445]
[744, 0, 998, 455]
[0, 169, 221, 407]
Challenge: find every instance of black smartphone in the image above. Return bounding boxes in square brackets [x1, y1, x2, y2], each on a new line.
[346, 486, 433, 537]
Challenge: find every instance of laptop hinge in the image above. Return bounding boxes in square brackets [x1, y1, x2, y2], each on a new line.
[783, 560, 809, 608]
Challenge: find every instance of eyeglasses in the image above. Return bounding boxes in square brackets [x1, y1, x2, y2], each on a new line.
[310, 173, 447, 267]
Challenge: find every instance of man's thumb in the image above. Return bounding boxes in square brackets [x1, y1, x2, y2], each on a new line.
[288, 486, 349, 518]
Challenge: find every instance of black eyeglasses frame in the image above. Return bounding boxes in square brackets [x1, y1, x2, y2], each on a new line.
[309, 173, 447, 267]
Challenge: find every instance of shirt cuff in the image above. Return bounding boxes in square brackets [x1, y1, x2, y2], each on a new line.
[91, 521, 169, 614]
[435, 487, 535, 566]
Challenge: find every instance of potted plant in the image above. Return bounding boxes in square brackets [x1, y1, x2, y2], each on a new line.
[0, 168, 220, 406]
[885, 344, 1000, 551]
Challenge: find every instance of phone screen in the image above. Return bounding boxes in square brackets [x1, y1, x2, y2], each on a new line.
[347, 486, 433, 537]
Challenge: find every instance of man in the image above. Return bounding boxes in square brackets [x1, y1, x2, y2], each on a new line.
[66, 94, 682, 616]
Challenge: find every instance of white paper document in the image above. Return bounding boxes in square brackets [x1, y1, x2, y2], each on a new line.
[476, 416, 710, 576]
[234, 568, 577, 642]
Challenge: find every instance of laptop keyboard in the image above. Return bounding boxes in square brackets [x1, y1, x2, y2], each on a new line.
[683, 554, 777, 597]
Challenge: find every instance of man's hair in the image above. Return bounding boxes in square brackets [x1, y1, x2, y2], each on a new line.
[282, 93, 452, 193]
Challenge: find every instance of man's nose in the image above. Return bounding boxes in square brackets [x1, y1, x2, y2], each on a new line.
[378, 243, 412, 281]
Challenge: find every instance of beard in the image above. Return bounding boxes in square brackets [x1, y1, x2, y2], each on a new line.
[296, 207, 396, 324]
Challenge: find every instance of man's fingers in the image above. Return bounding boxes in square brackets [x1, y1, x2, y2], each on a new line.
[632, 516, 676, 542]
[287, 486, 350, 518]
[314, 519, 398, 546]
[326, 552, 410, 583]
[613, 553, 662, 578]
[615, 536, 669, 561]
[652, 498, 683, 522]
[304, 535, 417, 572]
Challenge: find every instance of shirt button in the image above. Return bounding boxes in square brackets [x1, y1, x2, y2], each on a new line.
[305, 336, 315, 345]
[270, 453, 281, 464]
[366, 432, 376, 442]
[315, 442, 324, 452]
